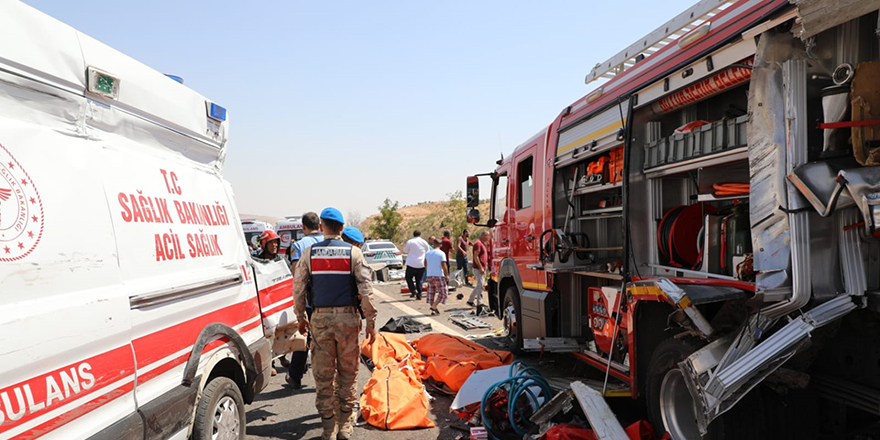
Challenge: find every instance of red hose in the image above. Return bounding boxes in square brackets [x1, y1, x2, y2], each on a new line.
[713, 182, 749, 196]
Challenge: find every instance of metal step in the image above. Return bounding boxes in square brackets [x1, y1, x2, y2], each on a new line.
[523, 337, 584, 353]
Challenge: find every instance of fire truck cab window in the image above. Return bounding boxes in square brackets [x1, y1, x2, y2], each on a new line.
[517, 157, 533, 209]
[494, 174, 508, 221]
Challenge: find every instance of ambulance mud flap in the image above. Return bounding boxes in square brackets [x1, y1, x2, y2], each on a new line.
[181, 323, 259, 403]
[138, 375, 200, 440]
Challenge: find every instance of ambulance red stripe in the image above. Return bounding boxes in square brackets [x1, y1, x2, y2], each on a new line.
[258, 278, 293, 313]
[1, 297, 263, 439]
[135, 318, 262, 385]
[261, 297, 295, 321]
[132, 296, 260, 369]
[0, 345, 134, 437]
[11, 382, 136, 440]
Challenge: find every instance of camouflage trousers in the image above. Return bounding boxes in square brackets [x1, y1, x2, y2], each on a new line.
[310, 307, 361, 418]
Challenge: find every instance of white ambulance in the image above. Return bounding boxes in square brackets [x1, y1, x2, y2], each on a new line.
[0, 2, 294, 439]
[240, 219, 274, 252]
[275, 216, 304, 258]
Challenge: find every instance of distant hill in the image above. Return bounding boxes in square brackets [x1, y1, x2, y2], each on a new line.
[360, 199, 490, 248]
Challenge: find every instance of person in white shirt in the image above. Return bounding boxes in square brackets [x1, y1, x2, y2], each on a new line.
[424, 238, 449, 315]
[403, 230, 431, 300]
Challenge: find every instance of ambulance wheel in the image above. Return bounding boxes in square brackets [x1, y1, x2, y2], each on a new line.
[193, 376, 245, 440]
[502, 287, 523, 354]
[646, 337, 764, 440]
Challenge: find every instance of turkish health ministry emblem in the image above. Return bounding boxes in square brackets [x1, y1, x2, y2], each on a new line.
[0, 143, 43, 261]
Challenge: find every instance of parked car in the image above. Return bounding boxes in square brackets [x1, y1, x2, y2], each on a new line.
[363, 240, 403, 268]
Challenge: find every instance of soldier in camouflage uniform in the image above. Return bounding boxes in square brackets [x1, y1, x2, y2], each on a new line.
[294, 208, 377, 440]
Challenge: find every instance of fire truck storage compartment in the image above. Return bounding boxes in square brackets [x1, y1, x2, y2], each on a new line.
[643, 85, 749, 170]
[553, 153, 625, 277]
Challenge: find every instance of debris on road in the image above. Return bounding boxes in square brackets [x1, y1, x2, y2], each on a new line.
[379, 316, 433, 334]
[464, 328, 505, 339]
[448, 313, 493, 330]
[570, 381, 629, 440]
[388, 269, 405, 280]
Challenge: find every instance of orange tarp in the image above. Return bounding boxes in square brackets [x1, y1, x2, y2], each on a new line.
[412, 333, 514, 365]
[358, 332, 515, 430]
[360, 332, 424, 371]
[358, 332, 434, 430]
[359, 364, 435, 430]
[413, 333, 513, 391]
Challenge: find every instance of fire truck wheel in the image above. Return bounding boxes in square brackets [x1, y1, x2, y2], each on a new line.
[192, 376, 246, 440]
[646, 337, 764, 440]
[502, 287, 523, 354]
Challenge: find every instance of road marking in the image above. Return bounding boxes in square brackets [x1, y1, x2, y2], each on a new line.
[370, 285, 464, 336]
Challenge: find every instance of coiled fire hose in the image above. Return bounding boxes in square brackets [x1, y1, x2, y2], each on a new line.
[713, 182, 750, 196]
[480, 361, 553, 439]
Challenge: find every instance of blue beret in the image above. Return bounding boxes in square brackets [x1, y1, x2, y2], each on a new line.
[342, 226, 364, 244]
[320, 207, 344, 224]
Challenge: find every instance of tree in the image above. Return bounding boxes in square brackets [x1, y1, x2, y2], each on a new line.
[347, 210, 364, 228]
[370, 198, 403, 241]
[446, 190, 468, 237]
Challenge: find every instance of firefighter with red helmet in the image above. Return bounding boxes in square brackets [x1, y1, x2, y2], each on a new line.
[254, 230, 285, 264]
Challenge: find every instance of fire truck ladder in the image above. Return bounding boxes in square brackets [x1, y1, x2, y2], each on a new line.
[585, 0, 736, 85]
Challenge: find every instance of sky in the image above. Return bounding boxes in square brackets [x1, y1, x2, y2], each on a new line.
[25, 0, 695, 219]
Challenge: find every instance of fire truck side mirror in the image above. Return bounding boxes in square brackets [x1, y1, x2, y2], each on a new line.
[467, 209, 480, 224]
[466, 176, 480, 207]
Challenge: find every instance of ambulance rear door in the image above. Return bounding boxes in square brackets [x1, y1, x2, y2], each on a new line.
[0, 7, 139, 437]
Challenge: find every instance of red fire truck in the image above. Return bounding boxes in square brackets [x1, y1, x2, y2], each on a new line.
[467, 1, 880, 438]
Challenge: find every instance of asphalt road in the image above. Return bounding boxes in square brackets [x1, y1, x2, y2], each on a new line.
[244, 279, 513, 440]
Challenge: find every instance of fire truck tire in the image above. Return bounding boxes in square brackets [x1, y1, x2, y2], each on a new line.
[192, 376, 246, 440]
[502, 287, 523, 354]
[646, 337, 764, 440]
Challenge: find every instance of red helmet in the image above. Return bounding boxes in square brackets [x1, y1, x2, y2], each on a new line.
[259, 230, 280, 248]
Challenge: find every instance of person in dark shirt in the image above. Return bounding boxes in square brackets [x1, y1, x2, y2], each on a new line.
[440, 230, 453, 260]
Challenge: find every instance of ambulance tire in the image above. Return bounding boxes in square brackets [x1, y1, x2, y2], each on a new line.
[192, 376, 246, 440]
[646, 337, 764, 440]
[502, 287, 523, 354]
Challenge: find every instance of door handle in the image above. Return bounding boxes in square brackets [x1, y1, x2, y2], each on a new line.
[501, 239, 509, 244]
[526, 235, 535, 241]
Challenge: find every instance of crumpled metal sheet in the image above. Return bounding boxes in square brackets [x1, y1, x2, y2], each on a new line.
[790, 0, 880, 40]
[748, 28, 807, 288]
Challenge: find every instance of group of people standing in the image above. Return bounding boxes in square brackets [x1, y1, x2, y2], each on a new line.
[255, 208, 376, 440]
[252, 215, 492, 440]
[402, 228, 490, 314]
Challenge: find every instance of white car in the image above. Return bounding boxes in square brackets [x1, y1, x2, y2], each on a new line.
[363, 241, 403, 269]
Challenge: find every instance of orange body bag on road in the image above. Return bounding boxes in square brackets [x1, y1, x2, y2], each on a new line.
[359, 332, 434, 430]
[413, 333, 513, 392]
